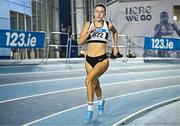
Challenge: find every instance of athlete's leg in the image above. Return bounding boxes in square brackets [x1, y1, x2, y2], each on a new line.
[85, 61, 101, 99]
[84, 59, 109, 122]
[85, 59, 109, 104]
[93, 78, 102, 99]
[85, 63, 94, 105]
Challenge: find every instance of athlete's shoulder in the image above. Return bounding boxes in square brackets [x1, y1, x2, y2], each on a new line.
[85, 21, 94, 27]
[83, 22, 92, 30]
[84, 21, 91, 26]
[107, 21, 115, 30]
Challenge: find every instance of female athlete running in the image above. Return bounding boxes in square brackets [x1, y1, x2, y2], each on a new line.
[78, 3, 119, 123]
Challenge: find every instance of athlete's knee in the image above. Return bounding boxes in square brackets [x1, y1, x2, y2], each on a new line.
[92, 79, 99, 89]
[85, 77, 93, 87]
[92, 83, 97, 89]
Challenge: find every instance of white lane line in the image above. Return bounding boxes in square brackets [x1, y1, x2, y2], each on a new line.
[112, 96, 180, 126]
[0, 87, 85, 104]
[0, 63, 179, 76]
[1, 75, 180, 104]
[1, 69, 180, 87]
[0, 68, 84, 76]
[0, 58, 84, 68]
[0, 76, 84, 87]
[22, 84, 180, 126]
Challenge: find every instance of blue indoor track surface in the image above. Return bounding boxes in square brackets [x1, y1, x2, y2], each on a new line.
[0, 58, 180, 126]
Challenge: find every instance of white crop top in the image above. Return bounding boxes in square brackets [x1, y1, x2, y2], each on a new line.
[87, 20, 109, 44]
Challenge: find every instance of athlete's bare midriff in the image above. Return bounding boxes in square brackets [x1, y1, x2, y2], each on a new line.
[87, 43, 107, 57]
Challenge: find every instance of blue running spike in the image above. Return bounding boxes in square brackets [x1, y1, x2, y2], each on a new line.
[98, 99, 105, 115]
[84, 111, 93, 123]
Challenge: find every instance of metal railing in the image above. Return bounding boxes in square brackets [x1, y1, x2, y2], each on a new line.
[46, 32, 70, 62]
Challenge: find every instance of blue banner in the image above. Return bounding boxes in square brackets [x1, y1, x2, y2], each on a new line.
[0, 29, 45, 48]
[144, 37, 180, 50]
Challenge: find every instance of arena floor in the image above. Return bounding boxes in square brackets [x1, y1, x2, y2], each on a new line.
[0, 58, 180, 126]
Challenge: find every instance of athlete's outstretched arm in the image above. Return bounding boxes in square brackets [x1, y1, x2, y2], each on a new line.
[109, 22, 119, 55]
